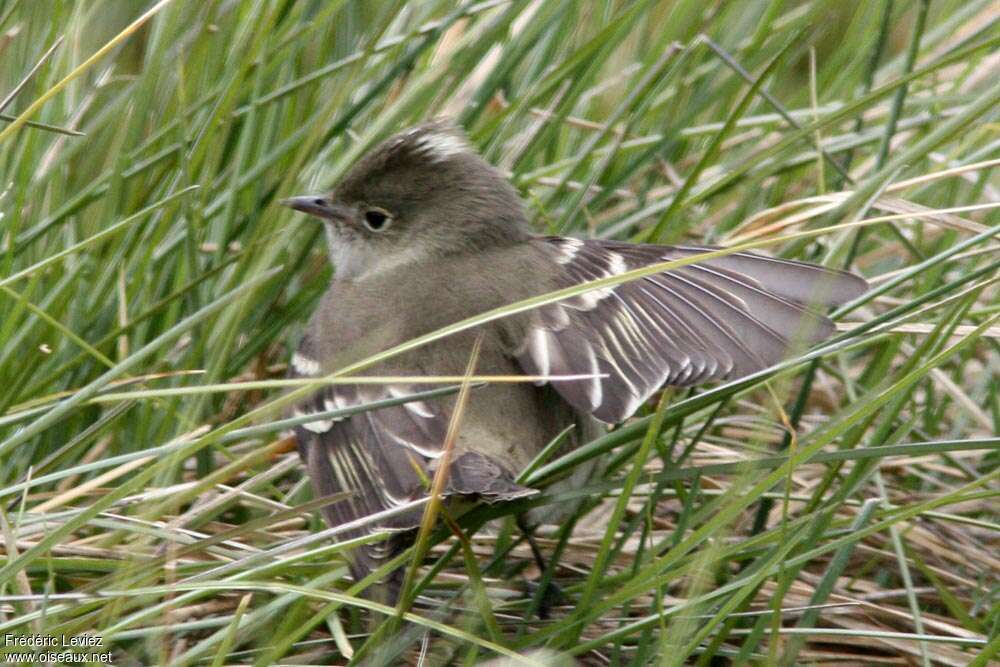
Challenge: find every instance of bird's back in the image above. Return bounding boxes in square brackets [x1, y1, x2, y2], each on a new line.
[294, 241, 571, 524]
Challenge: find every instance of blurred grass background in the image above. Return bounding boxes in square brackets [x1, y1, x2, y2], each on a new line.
[1, 0, 998, 664]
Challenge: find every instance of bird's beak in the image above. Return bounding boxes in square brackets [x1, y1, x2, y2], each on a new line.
[279, 195, 351, 222]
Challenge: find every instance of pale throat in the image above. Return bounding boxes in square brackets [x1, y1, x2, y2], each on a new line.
[325, 225, 426, 281]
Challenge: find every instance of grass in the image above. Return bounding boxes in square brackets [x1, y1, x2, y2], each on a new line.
[1, 0, 998, 664]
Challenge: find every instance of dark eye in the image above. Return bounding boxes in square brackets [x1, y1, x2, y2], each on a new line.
[363, 208, 392, 231]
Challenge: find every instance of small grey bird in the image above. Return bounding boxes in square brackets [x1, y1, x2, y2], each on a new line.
[281, 121, 867, 591]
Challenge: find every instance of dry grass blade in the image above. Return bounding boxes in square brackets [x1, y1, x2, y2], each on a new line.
[396, 332, 485, 615]
[0, 0, 175, 143]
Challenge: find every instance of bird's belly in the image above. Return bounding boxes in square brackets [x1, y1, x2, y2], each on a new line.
[454, 378, 570, 475]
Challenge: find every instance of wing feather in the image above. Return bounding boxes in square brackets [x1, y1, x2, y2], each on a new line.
[517, 237, 867, 422]
[290, 344, 533, 583]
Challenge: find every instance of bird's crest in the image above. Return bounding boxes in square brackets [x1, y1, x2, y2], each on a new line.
[380, 120, 473, 165]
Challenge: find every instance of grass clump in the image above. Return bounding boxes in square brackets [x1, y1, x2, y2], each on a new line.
[1, 0, 997, 664]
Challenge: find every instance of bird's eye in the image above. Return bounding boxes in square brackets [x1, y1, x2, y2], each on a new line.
[362, 208, 392, 232]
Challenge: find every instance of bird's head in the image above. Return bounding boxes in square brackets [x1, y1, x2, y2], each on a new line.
[281, 121, 529, 280]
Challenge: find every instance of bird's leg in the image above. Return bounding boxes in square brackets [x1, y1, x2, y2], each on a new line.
[516, 516, 565, 619]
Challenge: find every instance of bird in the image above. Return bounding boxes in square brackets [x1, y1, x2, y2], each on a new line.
[280, 120, 867, 597]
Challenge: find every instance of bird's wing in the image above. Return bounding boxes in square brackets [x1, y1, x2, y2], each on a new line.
[290, 341, 533, 579]
[289, 369, 444, 572]
[515, 237, 868, 423]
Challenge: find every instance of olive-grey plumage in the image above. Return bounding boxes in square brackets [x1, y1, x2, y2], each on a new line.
[282, 121, 867, 587]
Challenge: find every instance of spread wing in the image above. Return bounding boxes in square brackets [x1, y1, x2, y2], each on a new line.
[515, 236, 868, 423]
[289, 343, 533, 581]
[290, 364, 444, 574]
